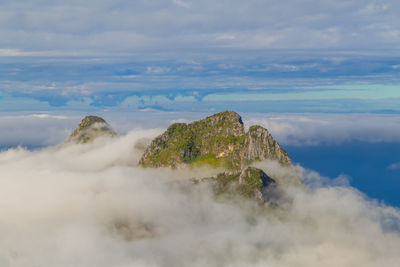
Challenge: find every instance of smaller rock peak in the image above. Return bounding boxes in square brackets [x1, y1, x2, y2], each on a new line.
[69, 115, 115, 143]
[77, 116, 106, 129]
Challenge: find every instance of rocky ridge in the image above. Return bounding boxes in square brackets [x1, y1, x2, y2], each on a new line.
[139, 111, 291, 169]
[139, 111, 294, 203]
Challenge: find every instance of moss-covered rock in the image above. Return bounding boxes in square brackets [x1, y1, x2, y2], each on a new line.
[68, 116, 116, 143]
[207, 167, 277, 202]
[139, 111, 291, 169]
[139, 111, 245, 168]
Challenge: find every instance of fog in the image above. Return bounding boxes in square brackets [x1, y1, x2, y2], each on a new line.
[0, 129, 400, 267]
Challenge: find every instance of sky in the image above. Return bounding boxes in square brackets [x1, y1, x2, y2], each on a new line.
[1, 0, 400, 54]
[0, 0, 400, 113]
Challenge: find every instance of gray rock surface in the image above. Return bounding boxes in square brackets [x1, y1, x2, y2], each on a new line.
[244, 125, 292, 165]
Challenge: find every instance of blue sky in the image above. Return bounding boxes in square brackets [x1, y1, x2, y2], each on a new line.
[1, 51, 400, 113]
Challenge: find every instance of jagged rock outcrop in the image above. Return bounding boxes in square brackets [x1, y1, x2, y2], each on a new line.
[139, 111, 291, 169]
[244, 125, 291, 165]
[212, 167, 277, 201]
[68, 116, 116, 143]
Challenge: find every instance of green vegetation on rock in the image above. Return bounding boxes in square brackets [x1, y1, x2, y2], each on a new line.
[211, 167, 276, 201]
[139, 110, 295, 203]
[139, 111, 291, 169]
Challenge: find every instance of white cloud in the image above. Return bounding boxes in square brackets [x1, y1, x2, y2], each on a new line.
[359, 4, 389, 15]
[30, 114, 68, 119]
[173, 0, 190, 8]
[0, 129, 399, 266]
[146, 66, 171, 74]
[0, 49, 41, 56]
[382, 30, 400, 40]
[0, 115, 76, 148]
[215, 34, 236, 41]
[3, 112, 400, 149]
[388, 162, 400, 170]
[244, 113, 400, 146]
[1, 0, 400, 54]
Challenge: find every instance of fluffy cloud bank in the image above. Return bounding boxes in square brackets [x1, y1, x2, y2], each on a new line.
[0, 129, 399, 266]
[0, 114, 75, 148]
[3, 112, 400, 149]
[245, 113, 400, 146]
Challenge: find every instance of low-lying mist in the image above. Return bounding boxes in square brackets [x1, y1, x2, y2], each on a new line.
[1, 130, 400, 267]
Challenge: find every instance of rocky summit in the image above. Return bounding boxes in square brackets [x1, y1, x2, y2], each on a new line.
[68, 116, 115, 143]
[139, 111, 295, 203]
[139, 110, 291, 169]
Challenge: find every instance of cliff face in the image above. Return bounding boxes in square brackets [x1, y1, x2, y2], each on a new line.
[68, 116, 115, 143]
[244, 125, 292, 165]
[139, 111, 291, 169]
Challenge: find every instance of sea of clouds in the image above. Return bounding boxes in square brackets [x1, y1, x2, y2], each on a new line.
[3, 111, 400, 148]
[1, 116, 400, 266]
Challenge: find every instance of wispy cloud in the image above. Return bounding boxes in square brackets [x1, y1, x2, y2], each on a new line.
[173, 0, 190, 8]
[3, 112, 400, 150]
[1, 52, 400, 111]
[388, 162, 400, 170]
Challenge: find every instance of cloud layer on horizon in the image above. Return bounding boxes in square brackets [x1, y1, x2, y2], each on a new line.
[3, 112, 400, 149]
[244, 113, 400, 146]
[1, 51, 399, 111]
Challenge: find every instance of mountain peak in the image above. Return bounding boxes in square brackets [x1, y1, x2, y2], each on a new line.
[139, 111, 291, 169]
[206, 110, 243, 125]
